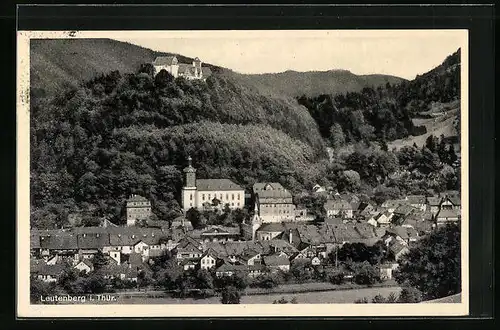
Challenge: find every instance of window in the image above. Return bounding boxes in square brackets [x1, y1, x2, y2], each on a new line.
[190, 194, 193, 201]
[202, 194, 205, 201]
[231, 203, 234, 206]
[237, 194, 240, 200]
[220, 194, 223, 200]
[226, 194, 229, 200]
[232, 194, 234, 200]
[208, 194, 211, 200]
[237, 203, 240, 207]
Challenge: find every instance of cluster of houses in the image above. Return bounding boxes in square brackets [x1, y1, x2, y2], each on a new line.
[30, 158, 461, 285]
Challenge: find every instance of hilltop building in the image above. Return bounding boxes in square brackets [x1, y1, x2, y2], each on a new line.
[126, 195, 152, 226]
[181, 157, 245, 212]
[152, 56, 212, 80]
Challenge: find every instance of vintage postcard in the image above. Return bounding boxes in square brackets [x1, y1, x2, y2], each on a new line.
[17, 30, 469, 317]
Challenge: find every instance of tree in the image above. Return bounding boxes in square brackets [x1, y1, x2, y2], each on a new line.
[329, 123, 346, 149]
[290, 260, 313, 283]
[352, 261, 381, 285]
[338, 170, 361, 192]
[92, 250, 108, 270]
[30, 277, 56, 303]
[186, 208, 204, 229]
[394, 224, 460, 300]
[139, 63, 155, 77]
[154, 69, 174, 87]
[220, 285, 241, 304]
[85, 272, 108, 293]
[195, 269, 215, 290]
[398, 286, 423, 303]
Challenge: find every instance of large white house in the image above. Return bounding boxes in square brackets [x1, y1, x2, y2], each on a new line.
[152, 56, 212, 80]
[181, 157, 245, 212]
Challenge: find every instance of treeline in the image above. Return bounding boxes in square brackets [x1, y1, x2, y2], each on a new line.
[297, 49, 460, 147]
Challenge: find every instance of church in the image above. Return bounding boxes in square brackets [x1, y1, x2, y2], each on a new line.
[181, 157, 245, 212]
[152, 56, 212, 81]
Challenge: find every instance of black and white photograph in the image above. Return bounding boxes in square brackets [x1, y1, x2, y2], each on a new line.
[17, 30, 468, 317]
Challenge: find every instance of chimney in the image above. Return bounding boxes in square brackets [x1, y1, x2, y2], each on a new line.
[289, 229, 293, 244]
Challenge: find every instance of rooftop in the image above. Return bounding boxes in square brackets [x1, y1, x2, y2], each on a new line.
[196, 179, 243, 191]
[152, 56, 177, 66]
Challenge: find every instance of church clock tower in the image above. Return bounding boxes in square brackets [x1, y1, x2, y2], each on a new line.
[181, 156, 197, 212]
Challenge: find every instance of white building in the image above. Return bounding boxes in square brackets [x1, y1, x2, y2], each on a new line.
[181, 157, 245, 212]
[152, 56, 212, 80]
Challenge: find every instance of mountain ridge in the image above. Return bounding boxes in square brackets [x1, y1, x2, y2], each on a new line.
[30, 38, 404, 98]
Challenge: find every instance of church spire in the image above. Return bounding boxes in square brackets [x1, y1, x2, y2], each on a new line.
[183, 155, 196, 187]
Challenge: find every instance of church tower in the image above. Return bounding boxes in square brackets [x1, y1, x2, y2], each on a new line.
[181, 156, 197, 212]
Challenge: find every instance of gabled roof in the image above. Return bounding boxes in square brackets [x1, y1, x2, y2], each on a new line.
[386, 226, 409, 240]
[389, 241, 409, 255]
[427, 196, 442, 206]
[108, 228, 166, 246]
[263, 239, 298, 254]
[446, 196, 461, 206]
[324, 198, 353, 210]
[196, 179, 243, 191]
[436, 208, 461, 219]
[257, 222, 286, 233]
[394, 204, 415, 216]
[357, 202, 374, 212]
[201, 248, 218, 259]
[176, 243, 202, 254]
[263, 254, 290, 266]
[382, 199, 409, 208]
[127, 194, 150, 203]
[152, 56, 177, 66]
[253, 182, 293, 204]
[77, 233, 110, 249]
[407, 195, 426, 205]
[39, 233, 78, 250]
[240, 249, 260, 261]
[76, 259, 94, 269]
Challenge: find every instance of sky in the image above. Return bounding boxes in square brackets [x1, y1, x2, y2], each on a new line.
[110, 30, 465, 80]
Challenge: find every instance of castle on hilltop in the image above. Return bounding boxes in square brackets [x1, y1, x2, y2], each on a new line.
[152, 56, 212, 81]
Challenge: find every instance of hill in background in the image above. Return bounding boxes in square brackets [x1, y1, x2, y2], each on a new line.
[224, 69, 405, 98]
[30, 38, 403, 99]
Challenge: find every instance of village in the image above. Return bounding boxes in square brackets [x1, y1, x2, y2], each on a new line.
[30, 156, 461, 292]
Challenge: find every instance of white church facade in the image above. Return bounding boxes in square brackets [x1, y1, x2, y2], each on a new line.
[181, 157, 245, 213]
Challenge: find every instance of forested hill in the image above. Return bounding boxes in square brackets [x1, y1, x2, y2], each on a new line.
[297, 49, 461, 147]
[224, 69, 406, 98]
[30, 38, 222, 96]
[30, 65, 328, 228]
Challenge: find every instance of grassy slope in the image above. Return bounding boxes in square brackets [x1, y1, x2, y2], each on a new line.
[224, 69, 406, 98]
[388, 101, 460, 150]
